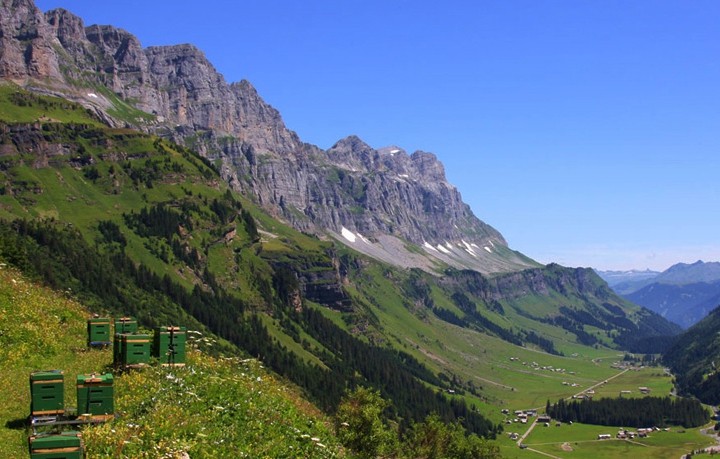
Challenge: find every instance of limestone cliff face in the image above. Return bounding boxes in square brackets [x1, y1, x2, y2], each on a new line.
[0, 0, 537, 273]
[0, 0, 61, 81]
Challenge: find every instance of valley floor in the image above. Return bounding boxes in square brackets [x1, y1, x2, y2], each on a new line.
[492, 363, 718, 459]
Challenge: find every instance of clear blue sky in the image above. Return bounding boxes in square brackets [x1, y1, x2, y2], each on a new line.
[36, 0, 720, 271]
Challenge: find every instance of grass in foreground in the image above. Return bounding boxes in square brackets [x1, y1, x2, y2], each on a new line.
[0, 265, 344, 458]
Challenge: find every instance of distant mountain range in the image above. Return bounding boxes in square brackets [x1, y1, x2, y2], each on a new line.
[594, 269, 661, 294]
[597, 261, 720, 328]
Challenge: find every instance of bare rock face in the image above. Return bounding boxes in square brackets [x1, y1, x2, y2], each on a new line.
[0, 0, 61, 80]
[145, 44, 233, 129]
[320, 137, 506, 246]
[0, 0, 536, 273]
[229, 80, 301, 153]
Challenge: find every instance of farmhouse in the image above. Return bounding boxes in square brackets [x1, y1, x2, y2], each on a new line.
[598, 434, 612, 440]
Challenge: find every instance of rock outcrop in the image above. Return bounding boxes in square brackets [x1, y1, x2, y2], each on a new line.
[0, 0, 538, 273]
[0, 0, 61, 81]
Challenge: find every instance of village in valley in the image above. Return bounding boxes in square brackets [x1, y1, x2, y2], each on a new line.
[496, 355, 720, 458]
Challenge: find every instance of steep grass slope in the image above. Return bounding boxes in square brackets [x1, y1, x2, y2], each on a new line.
[0, 84, 681, 436]
[0, 265, 344, 458]
[664, 305, 720, 404]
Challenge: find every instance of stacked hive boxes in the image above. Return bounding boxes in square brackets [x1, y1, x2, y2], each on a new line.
[112, 317, 147, 369]
[86, 318, 111, 347]
[153, 326, 187, 366]
[76, 373, 114, 419]
[114, 333, 151, 368]
[114, 317, 138, 334]
[28, 432, 83, 459]
[30, 370, 64, 417]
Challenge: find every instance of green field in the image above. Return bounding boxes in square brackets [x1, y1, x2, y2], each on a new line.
[497, 419, 717, 459]
[589, 366, 674, 399]
[490, 360, 717, 457]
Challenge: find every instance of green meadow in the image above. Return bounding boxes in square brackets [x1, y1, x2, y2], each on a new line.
[497, 419, 716, 459]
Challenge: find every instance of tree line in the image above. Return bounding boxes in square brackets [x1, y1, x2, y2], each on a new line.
[546, 396, 709, 428]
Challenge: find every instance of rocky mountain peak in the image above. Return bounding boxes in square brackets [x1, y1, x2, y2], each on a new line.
[44, 8, 85, 47]
[411, 150, 447, 183]
[0, 0, 538, 274]
[228, 79, 301, 154]
[326, 135, 378, 171]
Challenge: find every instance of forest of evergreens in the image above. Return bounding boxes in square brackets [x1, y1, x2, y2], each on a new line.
[546, 396, 709, 428]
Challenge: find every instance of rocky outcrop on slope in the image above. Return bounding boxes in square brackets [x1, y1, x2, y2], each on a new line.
[0, 0, 538, 273]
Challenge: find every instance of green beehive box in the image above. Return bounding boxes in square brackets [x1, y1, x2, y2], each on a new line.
[114, 317, 138, 334]
[121, 334, 150, 366]
[87, 317, 111, 347]
[29, 431, 83, 459]
[30, 370, 64, 416]
[76, 373, 114, 418]
[153, 326, 187, 366]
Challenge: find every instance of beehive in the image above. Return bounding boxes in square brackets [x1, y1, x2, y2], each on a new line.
[30, 370, 64, 416]
[119, 334, 151, 367]
[29, 431, 83, 459]
[153, 326, 187, 366]
[114, 317, 138, 334]
[87, 317, 111, 347]
[76, 373, 114, 418]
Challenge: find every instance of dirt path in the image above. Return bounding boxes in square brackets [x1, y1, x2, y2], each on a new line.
[474, 374, 514, 390]
[568, 368, 629, 400]
[527, 367, 630, 412]
[517, 419, 538, 446]
[697, 426, 720, 454]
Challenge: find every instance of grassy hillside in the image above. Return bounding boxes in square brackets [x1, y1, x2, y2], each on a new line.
[0, 265, 344, 458]
[0, 84, 685, 445]
[663, 305, 720, 404]
[0, 85, 501, 435]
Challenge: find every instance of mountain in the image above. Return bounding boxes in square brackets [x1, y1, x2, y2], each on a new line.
[664, 304, 720, 405]
[0, 0, 685, 447]
[0, 0, 535, 275]
[625, 280, 720, 329]
[594, 269, 660, 294]
[601, 260, 720, 295]
[0, 84, 681, 412]
[654, 260, 720, 285]
[608, 261, 720, 328]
